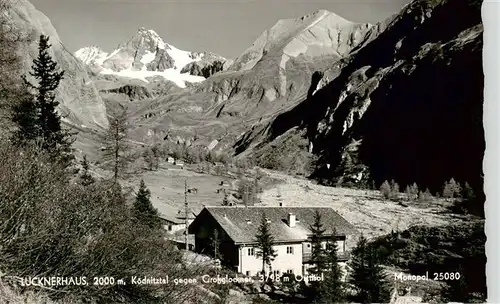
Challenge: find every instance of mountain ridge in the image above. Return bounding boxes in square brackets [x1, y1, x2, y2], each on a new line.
[75, 27, 232, 88]
[4, 0, 109, 130]
[239, 0, 484, 196]
[118, 9, 373, 161]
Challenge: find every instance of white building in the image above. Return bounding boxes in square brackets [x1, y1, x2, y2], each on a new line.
[160, 209, 197, 233]
[188, 206, 357, 278]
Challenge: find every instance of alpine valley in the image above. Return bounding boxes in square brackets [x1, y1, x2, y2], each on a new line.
[0, 0, 485, 302]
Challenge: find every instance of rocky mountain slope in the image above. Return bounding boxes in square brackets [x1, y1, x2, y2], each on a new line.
[128, 10, 371, 150]
[3, 0, 109, 130]
[75, 28, 232, 88]
[74, 45, 108, 66]
[242, 0, 484, 194]
[194, 10, 371, 117]
[180, 52, 233, 77]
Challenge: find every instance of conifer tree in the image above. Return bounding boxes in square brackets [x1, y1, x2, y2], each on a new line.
[404, 185, 412, 201]
[25, 36, 71, 148]
[390, 180, 400, 194]
[210, 228, 222, 260]
[410, 183, 419, 197]
[133, 179, 162, 229]
[13, 34, 73, 164]
[102, 108, 130, 184]
[307, 211, 328, 300]
[443, 178, 462, 199]
[317, 231, 345, 303]
[10, 85, 39, 145]
[461, 182, 476, 202]
[348, 235, 390, 303]
[143, 148, 155, 171]
[309, 211, 327, 276]
[79, 155, 95, 186]
[255, 212, 277, 276]
[404, 183, 419, 201]
[151, 144, 160, 170]
[380, 180, 391, 199]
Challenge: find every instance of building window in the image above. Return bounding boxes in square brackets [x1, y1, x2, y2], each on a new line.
[307, 243, 311, 248]
[286, 246, 294, 254]
[246, 271, 251, 276]
[248, 248, 255, 256]
[287, 269, 293, 274]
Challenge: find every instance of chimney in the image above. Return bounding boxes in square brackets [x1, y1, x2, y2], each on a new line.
[288, 213, 296, 228]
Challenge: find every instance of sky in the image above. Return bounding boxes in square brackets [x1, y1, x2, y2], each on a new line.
[29, 0, 411, 59]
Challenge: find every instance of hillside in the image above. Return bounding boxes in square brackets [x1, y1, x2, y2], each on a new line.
[238, 0, 484, 196]
[125, 10, 371, 152]
[2, 0, 109, 130]
[0, 0, 486, 302]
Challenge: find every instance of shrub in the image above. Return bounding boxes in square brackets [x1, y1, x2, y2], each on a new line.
[0, 142, 195, 303]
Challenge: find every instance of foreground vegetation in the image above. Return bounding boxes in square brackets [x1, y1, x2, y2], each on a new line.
[0, 2, 485, 302]
[368, 221, 486, 303]
[0, 142, 201, 303]
[0, 29, 214, 303]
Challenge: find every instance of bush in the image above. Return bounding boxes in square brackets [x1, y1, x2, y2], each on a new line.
[0, 142, 196, 303]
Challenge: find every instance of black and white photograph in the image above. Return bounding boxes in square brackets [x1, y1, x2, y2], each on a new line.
[0, 0, 487, 303]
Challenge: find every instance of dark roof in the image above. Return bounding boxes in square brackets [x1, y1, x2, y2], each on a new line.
[159, 208, 197, 224]
[160, 215, 185, 225]
[175, 209, 197, 220]
[191, 206, 358, 245]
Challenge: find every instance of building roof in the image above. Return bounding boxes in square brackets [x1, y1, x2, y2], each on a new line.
[176, 208, 197, 220]
[160, 215, 185, 225]
[190, 206, 358, 245]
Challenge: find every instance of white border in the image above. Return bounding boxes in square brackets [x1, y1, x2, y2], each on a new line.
[483, 1, 499, 302]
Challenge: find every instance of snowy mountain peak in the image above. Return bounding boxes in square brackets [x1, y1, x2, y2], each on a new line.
[74, 46, 108, 65]
[229, 9, 369, 71]
[117, 27, 168, 52]
[134, 27, 167, 50]
[75, 27, 230, 88]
